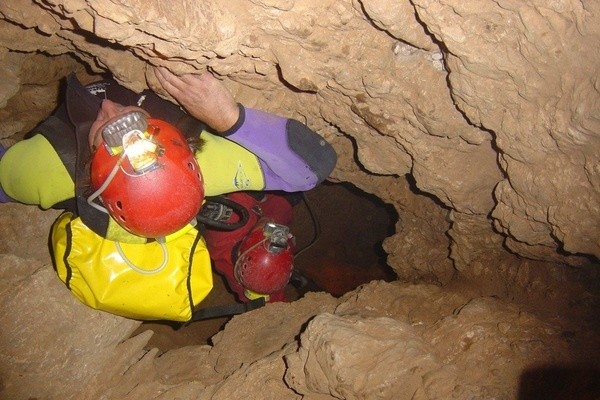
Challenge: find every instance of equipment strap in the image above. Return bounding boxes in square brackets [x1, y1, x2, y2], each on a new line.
[183, 297, 266, 324]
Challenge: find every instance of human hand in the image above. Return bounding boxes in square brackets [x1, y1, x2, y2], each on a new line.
[153, 67, 240, 133]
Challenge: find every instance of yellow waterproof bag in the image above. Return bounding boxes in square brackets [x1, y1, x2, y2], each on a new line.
[51, 212, 213, 321]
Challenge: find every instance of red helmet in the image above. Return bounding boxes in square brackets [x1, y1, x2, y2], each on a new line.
[90, 112, 203, 238]
[234, 219, 295, 294]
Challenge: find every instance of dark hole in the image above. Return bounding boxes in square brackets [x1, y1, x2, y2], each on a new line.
[291, 181, 397, 297]
[518, 364, 600, 400]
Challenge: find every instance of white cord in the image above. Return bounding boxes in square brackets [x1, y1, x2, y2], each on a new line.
[86, 151, 127, 214]
[86, 129, 147, 212]
[116, 240, 169, 275]
[86, 145, 169, 275]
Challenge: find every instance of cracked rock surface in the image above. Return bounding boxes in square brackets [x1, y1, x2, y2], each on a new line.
[1, 1, 599, 399]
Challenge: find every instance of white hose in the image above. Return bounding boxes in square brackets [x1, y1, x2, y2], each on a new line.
[116, 240, 169, 275]
[86, 151, 127, 214]
[87, 147, 169, 275]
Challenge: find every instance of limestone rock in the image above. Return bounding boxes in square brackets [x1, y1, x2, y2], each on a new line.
[2, 0, 599, 271]
[414, 0, 600, 259]
[285, 313, 441, 399]
[0, 256, 141, 400]
[1, 1, 599, 399]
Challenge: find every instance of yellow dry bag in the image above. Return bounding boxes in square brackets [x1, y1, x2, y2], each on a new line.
[51, 212, 213, 321]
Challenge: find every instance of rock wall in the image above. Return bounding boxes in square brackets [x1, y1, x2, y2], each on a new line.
[1, 1, 599, 399]
[1, 0, 599, 279]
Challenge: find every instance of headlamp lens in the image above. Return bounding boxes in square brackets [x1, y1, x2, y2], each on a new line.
[101, 111, 161, 173]
[122, 131, 160, 173]
[102, 111, 149, 152]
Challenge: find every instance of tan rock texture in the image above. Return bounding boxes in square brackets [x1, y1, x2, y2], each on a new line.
[1, 245, 592, 399]
[1, 0, 598, 272]
[1, 1, 599, 399]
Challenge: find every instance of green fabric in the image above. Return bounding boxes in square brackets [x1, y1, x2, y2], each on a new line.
[196, 131, 265, 196]
[0, 130, 266, 211]
[0, 135, 73, 208]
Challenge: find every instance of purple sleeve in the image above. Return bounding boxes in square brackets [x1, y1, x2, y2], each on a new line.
[0, 144, 13, 203]
[223, 106, 323, 192]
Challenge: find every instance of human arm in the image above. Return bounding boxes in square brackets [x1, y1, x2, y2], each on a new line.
[153, 68, 337, 192]
[153, 67, 239, 133]
[221, 106, 337, 191]
[0, 135, 74, 208]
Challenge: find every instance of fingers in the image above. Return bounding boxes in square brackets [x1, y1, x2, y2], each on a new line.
[179, 72, 206, 86]
[154, 66, 211, 94]
[154, 67, 186, 95]
[184, 72, 220, 89]
[150, 66, 239, 132]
